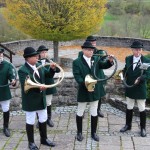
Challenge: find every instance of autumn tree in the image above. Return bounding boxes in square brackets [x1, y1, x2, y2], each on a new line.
[2, 0, 107, 61]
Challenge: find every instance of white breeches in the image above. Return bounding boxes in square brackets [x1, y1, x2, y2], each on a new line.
[25, 109, 47, 125]
[126, 97, 146, 112]
[0, 100, 10, 112]
[46, 95, 53, 106]
[77, 100, 99, 117]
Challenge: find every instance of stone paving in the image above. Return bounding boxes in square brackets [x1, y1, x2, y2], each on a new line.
[0, 104, 150, 150]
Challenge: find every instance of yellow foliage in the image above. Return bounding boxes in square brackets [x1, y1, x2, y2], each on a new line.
[3, 0, 107, 41]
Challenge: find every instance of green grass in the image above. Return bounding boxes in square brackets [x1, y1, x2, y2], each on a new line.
[104, 13, 118, 21]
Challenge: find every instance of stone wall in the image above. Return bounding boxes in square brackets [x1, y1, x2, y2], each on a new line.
[1, 39, 78, 52]
[96, 36, 150, 51]
[2, 36, 150, 52]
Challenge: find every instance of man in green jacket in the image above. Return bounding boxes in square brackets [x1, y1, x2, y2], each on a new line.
[0, 48, 16, 137]
[37, 45, 60, 127]
[73, 41, 113, 142]
[78, 35, 107, 117]
[18, 47, 56, 150]
[120, 41, 150, 137]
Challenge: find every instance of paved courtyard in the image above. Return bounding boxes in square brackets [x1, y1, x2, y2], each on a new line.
[0, 104, 150, 150]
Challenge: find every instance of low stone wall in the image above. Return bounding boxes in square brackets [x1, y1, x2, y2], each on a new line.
[60, 58, 73, 68]
[96, 36, 150, 51]
[2, 36, 150, 52]
[1, 39, 82, 53]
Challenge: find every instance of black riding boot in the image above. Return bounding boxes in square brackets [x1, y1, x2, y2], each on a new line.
[91, 115, 99, 141]
[97, 99, 104, 118]
[120, 109, 133, 132]
[39, 121, 55, 147]
[26, 124, 38, 150]
[140, 111, 146, 137]
[36, 113, 39, 128]
[3, 111, 10, 137]
[76, 115, 83, 141]
[47, 105, 54, 127]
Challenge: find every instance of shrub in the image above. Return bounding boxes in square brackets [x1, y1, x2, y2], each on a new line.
[124, 3, 140, 14]
[107, 1, 124, 15]
[142, 4, 150, 15]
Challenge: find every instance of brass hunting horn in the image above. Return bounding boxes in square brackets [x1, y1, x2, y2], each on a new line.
[24, 60, 64, 93]
[119, 62, 150, 88]
[85, 55, 118, 92]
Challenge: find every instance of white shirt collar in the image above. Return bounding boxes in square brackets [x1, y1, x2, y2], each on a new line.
[41, 59, 46, 65]
[133, 55, 141, 61]
[26, 62, 39, 76]
[133, 55, 141, 70]
[83, 55, 91, 68]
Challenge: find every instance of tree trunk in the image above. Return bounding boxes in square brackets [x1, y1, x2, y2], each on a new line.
[53, 41, 59, 62]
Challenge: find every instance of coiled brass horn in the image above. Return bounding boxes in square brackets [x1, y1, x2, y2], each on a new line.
[24, 60, 64, 93]
[85, 55, 118, 92]
[119, 62, 150, 88]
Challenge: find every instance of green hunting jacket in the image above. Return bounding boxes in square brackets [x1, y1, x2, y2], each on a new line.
[124, 55, 150, 99]
[78, 48, 107, 97]
[0, 60, 16, 101]
[18, 62, 54, 111]
[73, 55, 112, 102]
[38, 58, 60, 95]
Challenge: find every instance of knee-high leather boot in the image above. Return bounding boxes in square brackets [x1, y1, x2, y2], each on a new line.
[120, 109, 133, 132]
[39, 121, 55, 147]
[3, 111, 10, 137]
[91, 115, 99, 141]
[97, 99, 104, 118]
[140, 111, 146, 137]
[47, 105, 54, 127]
[76, 115, 83, 141]
[26, 124, 38, 150]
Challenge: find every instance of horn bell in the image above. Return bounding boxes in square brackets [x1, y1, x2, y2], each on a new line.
[24, 76, 45, 93]
[85, 74, 97, 92]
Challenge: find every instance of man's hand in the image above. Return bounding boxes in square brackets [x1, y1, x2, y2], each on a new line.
[40, 86, 47, 91]
[11, 79, 16, 86]
[108, 55, 114, 63]
[50, 62, 57, 70]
